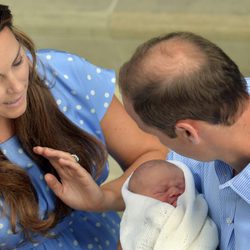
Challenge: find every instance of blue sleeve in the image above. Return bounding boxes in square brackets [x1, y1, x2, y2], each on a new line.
[36, 50, 116, 122]
[71, 56, 116, 121]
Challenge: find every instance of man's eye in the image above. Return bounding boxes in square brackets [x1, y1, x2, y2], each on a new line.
[13, 57, 23, 67]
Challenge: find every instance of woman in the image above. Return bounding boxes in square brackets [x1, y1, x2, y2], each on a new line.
[0, 5, 167, 250]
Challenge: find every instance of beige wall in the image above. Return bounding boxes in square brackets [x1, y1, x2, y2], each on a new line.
[2, 0, 250, 75]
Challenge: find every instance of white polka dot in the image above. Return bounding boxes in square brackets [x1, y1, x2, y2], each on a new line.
[96, 130, 101, 134]
[96, 68, 101, 74]
[101, 213, 106, 218]
[33, 243, 39, 247]
[85, 95, 90, 100]
[94, 237, 99, 242]
[111, 77, 116, 83]
[18, 148, 23, 154]
[56, 99, 62, 105]
[95, 222, 101, 227]
[63, 106, 67, 112]
[2, 149, 7, 155]
[58, 242, 63, 247]
[71, 90, 77, 95]
[76, 105, 82, 110]
[87, 74, 92, 80]
[79, 120, 84, 125]
[104, 92, 110, 98]
[0, 243, 6, 247]
[27, 163, 33, 168]
[0, 224, 4, 229]
[90, 90, 96, 96]
[105, 240, 110, 246]
[104, 102, 109, 108]
[7, 229, 12, 234]
[90, 108, 96, 114]
[73, 240, 79, 246]
[87, 244, 93, 249]
[67, 57, 73, 62]
[46, 55, 52, 60]
[40, 174, 44, 180]
[63, 74, 69, 79]
[53, 71, 58, 76]
[45, 81, 49, 86]
[46, 186, 50, 192]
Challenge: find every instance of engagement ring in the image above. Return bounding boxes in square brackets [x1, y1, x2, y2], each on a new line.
[71, 154, 80, 163]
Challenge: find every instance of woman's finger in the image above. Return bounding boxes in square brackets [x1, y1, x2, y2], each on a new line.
[44, 173, 64, 197]
[58, 158, 90, 180]
[33, 146, 77, 163]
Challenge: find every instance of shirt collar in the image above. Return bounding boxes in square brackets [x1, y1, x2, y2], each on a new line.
[218, 162, 250, 204]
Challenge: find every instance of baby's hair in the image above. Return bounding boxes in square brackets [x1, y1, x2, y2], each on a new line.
[128, 160, 177, 192]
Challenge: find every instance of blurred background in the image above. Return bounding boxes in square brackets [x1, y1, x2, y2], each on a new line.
[2, 0, 250, 180]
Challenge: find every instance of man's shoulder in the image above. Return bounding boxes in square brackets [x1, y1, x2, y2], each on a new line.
[245, 77, 250, 82]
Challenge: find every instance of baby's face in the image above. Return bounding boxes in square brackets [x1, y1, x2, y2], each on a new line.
[139, 165, 185, 206]
[153, 180, 185, 206]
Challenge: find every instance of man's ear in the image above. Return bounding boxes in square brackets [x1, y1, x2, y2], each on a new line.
[175, 121, 200, 144]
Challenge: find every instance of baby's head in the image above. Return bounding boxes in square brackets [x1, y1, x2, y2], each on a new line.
[128, 160, 185, 206]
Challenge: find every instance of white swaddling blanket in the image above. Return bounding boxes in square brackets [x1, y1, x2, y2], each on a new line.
[120, 160, 219, 250]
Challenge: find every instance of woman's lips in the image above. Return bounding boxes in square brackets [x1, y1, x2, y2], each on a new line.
[3, 94, 24, 107]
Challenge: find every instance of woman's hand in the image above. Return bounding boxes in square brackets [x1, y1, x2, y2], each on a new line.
[33, 146, 105, 212]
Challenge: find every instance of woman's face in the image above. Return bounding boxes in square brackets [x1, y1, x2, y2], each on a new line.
[0, 27, 29, 124]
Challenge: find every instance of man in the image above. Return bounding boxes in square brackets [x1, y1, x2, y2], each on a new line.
[118, 31, 250, 250]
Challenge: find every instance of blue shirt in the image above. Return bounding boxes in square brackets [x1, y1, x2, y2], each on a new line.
[168, 78, 250, 250]
[0, 50, 120, 249]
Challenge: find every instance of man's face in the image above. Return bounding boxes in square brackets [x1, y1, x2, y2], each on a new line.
[122, 96, 208, 160]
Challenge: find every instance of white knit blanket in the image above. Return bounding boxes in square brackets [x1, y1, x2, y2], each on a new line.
[120, 160, 219, 250]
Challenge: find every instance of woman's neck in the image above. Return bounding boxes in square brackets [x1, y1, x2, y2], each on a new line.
[0, 118, 15, 143]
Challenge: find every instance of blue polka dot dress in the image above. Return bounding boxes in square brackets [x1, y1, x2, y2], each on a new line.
[0, 50, 120, 249]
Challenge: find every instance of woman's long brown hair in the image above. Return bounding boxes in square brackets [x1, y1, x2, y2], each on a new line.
[0, 5, 107, 239]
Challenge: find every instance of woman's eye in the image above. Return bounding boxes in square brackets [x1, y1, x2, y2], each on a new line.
[13, 57, 23, 67]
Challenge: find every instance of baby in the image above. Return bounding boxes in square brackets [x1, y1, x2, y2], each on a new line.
[128, 160, 185, 206]
[120, 160, 219, 250]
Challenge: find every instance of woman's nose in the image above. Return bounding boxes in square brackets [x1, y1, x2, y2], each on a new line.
[6, 74, 23, 93]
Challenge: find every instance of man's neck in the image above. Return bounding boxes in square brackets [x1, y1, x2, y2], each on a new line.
[222, 101, 250, 173]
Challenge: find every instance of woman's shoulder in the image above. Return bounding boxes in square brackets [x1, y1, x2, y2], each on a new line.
[35, 49, 85, 69]
[35, 49, 115, 81]
[35, 49, 116, 122]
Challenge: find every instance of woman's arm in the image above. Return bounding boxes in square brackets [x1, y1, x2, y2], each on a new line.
[100, 96, 168, 211]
